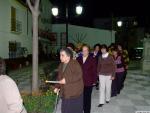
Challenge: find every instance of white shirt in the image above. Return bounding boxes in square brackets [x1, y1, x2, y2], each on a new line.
[83, 56, 88, 63]
[93, 51, 98, 57]
[102, 52, 109, 58]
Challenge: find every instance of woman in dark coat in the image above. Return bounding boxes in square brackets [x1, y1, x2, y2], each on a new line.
[54, 48, 84, 113]
[77, 44, 97, 113]
[90, 44, 101, 90]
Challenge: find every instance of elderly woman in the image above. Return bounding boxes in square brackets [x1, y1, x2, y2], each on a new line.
[0, 57, 27, 113]
[91, 43, 101, 90]
[54, 48, 84, 113]
[77, 44, 97, 113]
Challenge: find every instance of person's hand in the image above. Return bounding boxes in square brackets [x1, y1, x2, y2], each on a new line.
[93, 83, 96, 86]
[54, 88, 59, 94]
[59, 78, 66, 84]
[111, 76, 115, 80]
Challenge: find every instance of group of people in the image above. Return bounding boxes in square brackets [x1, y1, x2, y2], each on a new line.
[54, 43, 129, 113]
[0, 42, 129, 113]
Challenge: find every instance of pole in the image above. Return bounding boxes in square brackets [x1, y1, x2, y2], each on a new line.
[66, 1, 68, 45]
[111, 13, 113, 43]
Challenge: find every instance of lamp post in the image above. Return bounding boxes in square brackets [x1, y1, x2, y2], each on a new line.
[51, 7, 59, 16]
[76, 5, 83, 15]
[117, 21, 123, 27]
[52, 4, 83, 45]
[66, 2, 69, 44]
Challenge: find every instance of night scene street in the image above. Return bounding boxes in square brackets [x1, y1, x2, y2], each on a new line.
[0, 0, 150, 113]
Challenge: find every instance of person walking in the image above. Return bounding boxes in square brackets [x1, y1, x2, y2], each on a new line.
[97, 44, 116, 107]
[117, 44, 129, 89]
[111, 48, 125, 97]
[54, 48, 84, 113]
[77, 44, 97, 113]
[90, 44, 101, 90]
[0, 57, 27, 113]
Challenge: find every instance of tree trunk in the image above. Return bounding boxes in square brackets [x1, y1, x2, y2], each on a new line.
[32, 13, 39, 95]
[27, 0, 40, 95]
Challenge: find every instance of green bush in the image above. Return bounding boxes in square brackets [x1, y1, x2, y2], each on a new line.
[23, 90, 56, 113]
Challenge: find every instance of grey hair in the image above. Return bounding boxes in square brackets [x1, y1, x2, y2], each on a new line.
[60, 48, 73, 59]
[0, 57, 6, 75]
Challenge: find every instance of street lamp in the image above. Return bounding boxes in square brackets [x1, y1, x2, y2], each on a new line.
[117, 21, 123, 27]
[52, 4, 83, 45]
[51, 7, 58, 16]
[76, 5, 83, 15]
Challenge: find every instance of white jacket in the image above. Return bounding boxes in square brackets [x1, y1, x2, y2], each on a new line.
[0, 75, 27, 113]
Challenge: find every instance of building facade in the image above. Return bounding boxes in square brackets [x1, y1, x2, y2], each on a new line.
[0, 0, 52, 59]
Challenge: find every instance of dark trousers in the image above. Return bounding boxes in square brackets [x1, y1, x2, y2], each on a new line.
[61, 94, 83, 113]
[122, 70, 127, 89]
[84, 86, 93, 113]
[111, 78, 117, 97]
[111, 72, 124, 96]
[116, 72, 124, 94]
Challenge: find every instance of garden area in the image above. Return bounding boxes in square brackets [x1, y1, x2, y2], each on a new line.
[8, 60, 59, 113]
[23, 89, 56, 113]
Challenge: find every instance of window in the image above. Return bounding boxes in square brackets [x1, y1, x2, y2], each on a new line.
[11, 6, 22, 33]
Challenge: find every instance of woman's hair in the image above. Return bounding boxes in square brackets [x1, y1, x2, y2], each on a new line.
[117, 43, 124, 49]
[112, 47, 119, 52]
[101, 44, 109, 52]
[60, 48, 73, 59]
[82, 44, 90, 51]
[94, 43, 101, 50]
[0, 57, 6, 75]
[66, 43, 75, 50]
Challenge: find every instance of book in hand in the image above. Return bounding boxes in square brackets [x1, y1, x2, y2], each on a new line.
[45, 80, 60, 84]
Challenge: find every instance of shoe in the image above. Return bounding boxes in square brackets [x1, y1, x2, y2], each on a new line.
[106, 101, 109, 103]
[96, 87, 99, 90]
[117, 92, 120, 95]
[111, 94, 117, 97]
[98, 104, 104, 107]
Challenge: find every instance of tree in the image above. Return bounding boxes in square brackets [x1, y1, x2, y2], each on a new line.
[27, 0, 40, 95]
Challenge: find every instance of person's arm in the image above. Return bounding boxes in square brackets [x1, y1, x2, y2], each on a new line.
[123, 50, 130, 69]
[63, 61, 83, 84]
[110, 56, 116, 78]
[1, 79, 24, 113]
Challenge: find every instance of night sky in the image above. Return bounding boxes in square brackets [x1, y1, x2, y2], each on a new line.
[21, 0, 150, 28]
[50, 0, 150, 28]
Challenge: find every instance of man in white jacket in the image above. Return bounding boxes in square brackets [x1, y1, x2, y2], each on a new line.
[0, 57, 27, 113]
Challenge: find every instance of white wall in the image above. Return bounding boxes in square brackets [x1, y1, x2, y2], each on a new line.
[52, 24, 115, 51]
[0, 0, 52, 59]
[0, 0, 32, 59]
[68, 25, 115, 47]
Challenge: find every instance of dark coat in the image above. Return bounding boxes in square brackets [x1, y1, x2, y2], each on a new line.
[56, 60, 84, 99]
[77, 55, 97, 86]
[90, 51, 101, 64]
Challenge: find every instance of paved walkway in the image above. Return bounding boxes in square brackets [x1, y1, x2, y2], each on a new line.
[8, 61, 59, 93]
[55, 70, 150, 113]
[8, 61, 150, 113]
